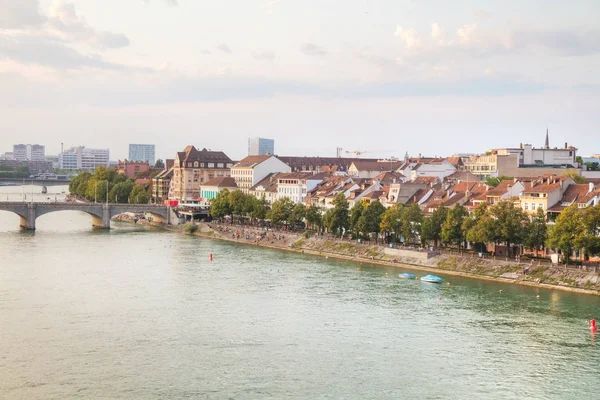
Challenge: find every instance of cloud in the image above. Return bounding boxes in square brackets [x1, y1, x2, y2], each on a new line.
[200, 49, 212, 55]
[143, 0, 178, 5]
[0, 35, 125, 70]
[0, 0, 45, 29]
[217, 43, 232, 54]
[48, 1, 129, 49]
[259, 0, 280, 14]
[301, 43, 326, 56]
[394, 26, 421, 50]
[252, 50, 276, 61]
[510, 29, 600, 56]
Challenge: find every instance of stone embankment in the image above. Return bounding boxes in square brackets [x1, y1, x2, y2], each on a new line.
[181, 222, 600, 296]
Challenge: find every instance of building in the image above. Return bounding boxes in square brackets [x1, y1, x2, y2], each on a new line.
[171, 146, 233, 203]
[518, 175, 573, 215]
[249, 173, 282, 204]
[58, 146, 110, 170]
[117, 160, 150, 178]
[1, 152, 15, 161]
[409, 159, 457, 180]
[275, 172, 329, 203]
[547, 182, 600, 220]
[0, 160, 53, 175]
[152, 168, 173, 204]
[278, 156, 381, 173]
[13, 144, 27, 161]
[231, 155, 291, 194]
[129, 144, 156, 165]
[248, 137, 274, 156]
[13, 144, 45, 162]
[464, 132, 580, 178]
[200, 177, 238, 205]
[348, 160, 404, 178]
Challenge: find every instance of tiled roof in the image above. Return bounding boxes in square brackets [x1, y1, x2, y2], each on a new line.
[233, 155, 272, 168]
[486, 180, 513, 197]
[250, 172, 282, 192]
[351, 160, 403, 172]
[522, 182, 561, 194]
[373, 171, 405, 182]
[176, 146, 232, 167]
[413, 176, 439, 184]
[202, 176, 238, 188]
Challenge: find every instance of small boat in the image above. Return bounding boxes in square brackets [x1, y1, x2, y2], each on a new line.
[41, 186, 47, 194]
[420, 274, 442, 283]
[399, 273, 416, 279]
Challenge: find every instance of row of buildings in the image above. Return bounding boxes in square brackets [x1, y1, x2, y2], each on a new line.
[151, 133, 599, 221]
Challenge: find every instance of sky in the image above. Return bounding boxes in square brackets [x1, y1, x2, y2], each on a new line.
[0, 0, 599, 161]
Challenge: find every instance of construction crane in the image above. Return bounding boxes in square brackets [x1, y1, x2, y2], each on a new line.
[345, 150, 367, 157]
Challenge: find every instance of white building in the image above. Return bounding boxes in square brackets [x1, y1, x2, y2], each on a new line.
[409, 159, 457, 181]
[231, 155, 291, 194]
[59, 146, 110, 170]
[129, 144, 156, 165]
[275, 172, 328, 203]
[348, 160, 403, 179]
[13, 144, 45, 162]
[248, 137, 274, 156]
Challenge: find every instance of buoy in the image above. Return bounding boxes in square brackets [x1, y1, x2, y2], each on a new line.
[209, 253, 213, 262]
[499, 290, 503, 293]
[385, 272, 388, 276]
[447, 282, 451, 286]
[591, 319, 598, 333]
[536, 295, 540, 299]
[357, 268, 361, 271]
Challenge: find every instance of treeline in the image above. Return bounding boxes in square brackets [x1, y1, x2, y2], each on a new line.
[69, 166, 150, 204]
[0, 166, 30, 179]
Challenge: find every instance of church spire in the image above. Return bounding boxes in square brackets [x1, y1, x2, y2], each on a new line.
[544, 128, 549, 149]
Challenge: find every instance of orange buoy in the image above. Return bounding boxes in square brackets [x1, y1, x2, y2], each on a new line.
[210, 253, 213, 262]
[591, 319, 598, 333]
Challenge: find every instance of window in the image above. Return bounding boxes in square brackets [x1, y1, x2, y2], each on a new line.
[201, 163, 205, 168]
[539, 203, 543, 210]
[524, 203, 528, 210]
[208, 163, 215, 168]
[188, 162, 192, 167]
[532, 203, 536, 211]
[217, 163, 224, 168]
[194, 161, 199, 167]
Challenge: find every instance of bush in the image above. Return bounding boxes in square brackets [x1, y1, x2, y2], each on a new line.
[183, 223, 199, 234]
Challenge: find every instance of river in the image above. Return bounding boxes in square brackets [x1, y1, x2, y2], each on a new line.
[1, 184, 599, 399]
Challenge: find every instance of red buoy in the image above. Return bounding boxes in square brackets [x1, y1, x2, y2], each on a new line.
[210, 253, 213, 262]
[591, 319, 598, 333]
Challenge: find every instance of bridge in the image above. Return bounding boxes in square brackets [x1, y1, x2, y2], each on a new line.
[0, 202, 178, 230]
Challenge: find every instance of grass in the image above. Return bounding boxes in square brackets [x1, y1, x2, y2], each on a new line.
[183, 223, 199, 234]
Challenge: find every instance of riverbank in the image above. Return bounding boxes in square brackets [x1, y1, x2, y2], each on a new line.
[172, 222, 600, 296]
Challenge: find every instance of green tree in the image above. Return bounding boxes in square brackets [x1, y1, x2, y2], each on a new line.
[581, 205, 600, 257]
[210, 189, 232, 219]
[155, 159, 165, 169]
[229, 190, 248, 218]
[289, 203, 307, 227]
[76, 180, 88, 198]
[576, 156, 583, 164]
[325, 193, 349, 236]
[421, 205, 447, 246]
[547, 204, 586, 264]
[563, 171, 586, 184]
[306, 204, 323, 231]
[267, 197, 294, 226]
[357, 200, 386, 241]
[130, 184, 150, 204]
[380, 204, 404, 241]
[524, 207, 548, 253]
[484, 177, 500, 187]
[109, 181, 135, 203]
[349, 200, 366, 235]
[464, 203, 492, 253]
[584, 162, 599, 171]
[400, 203, 423, 244]
[441, 204, 468, 249]
[250, 195, 270, 221]
[488, 200, 529, 256]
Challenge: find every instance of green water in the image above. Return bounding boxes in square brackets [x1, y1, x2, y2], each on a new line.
[0, 189, 599, 399]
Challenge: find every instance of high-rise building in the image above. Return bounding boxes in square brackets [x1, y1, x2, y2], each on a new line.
[129, 144, 156, 165]
[248, 137, 274, 156]
[59, 146, 110, 170]
[13, 144, 45, 161]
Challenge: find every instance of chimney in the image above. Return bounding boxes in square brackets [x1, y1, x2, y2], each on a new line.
[589, 182, 595, 194]
[565, 142, 568, 149]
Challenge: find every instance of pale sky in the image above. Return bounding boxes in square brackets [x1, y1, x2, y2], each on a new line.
[1, 0, 599, 161]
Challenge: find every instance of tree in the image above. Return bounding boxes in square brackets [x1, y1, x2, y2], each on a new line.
[463, 203, 491, 253]
[155, 159, 165, 169]
[229, 190, 248, 218]
[109, 181, 135, 203]
[349, 200, 366, 235]
[563, 170, 586, 184]
[306, 204, 323, 231]
[421, 205, 447, 246]
[484, 177, 500, 187]
[289, 203, 307, 227]
[488, 200, 529, 256]
[210, 189, 232, 219]
[441, 205, 468, 249]
[400, 203, 423, 244]
[130, 184, 150, 204]
[380, 204, 404, 241]
[524, 207, 548, 253]
[267, 197, 294, 226]
[357, 200, 386, 241]
[547, 204, 586, 264]
[584, 162, 599, 171]
[576, 156, 584, 165]
[581, 205, 600, 257]
[325, 193, 349, 236]
[250, 195, 270, 221]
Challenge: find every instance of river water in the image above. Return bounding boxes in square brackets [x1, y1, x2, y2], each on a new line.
[1, 185, 599, 399]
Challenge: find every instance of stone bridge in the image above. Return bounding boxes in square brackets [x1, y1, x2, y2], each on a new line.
[0, 202, 178, 230]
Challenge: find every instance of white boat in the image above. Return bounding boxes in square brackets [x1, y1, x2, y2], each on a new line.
[420, 274, 442, 283]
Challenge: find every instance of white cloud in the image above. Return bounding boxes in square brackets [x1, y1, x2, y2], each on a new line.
[48, 1, 129, 49]
[456, 23, 479, 46]
[259, 0, 280, 15]
[394, 26, 421, 50]
[217, 43, 232, 54]
[431, 23, 443, 42]
[301, 43, 326, 56]
[0, 0, 45, 29]
[252, 50, 276, 61]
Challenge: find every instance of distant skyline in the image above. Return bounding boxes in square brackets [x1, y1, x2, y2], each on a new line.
[1, 0, 599, 161]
